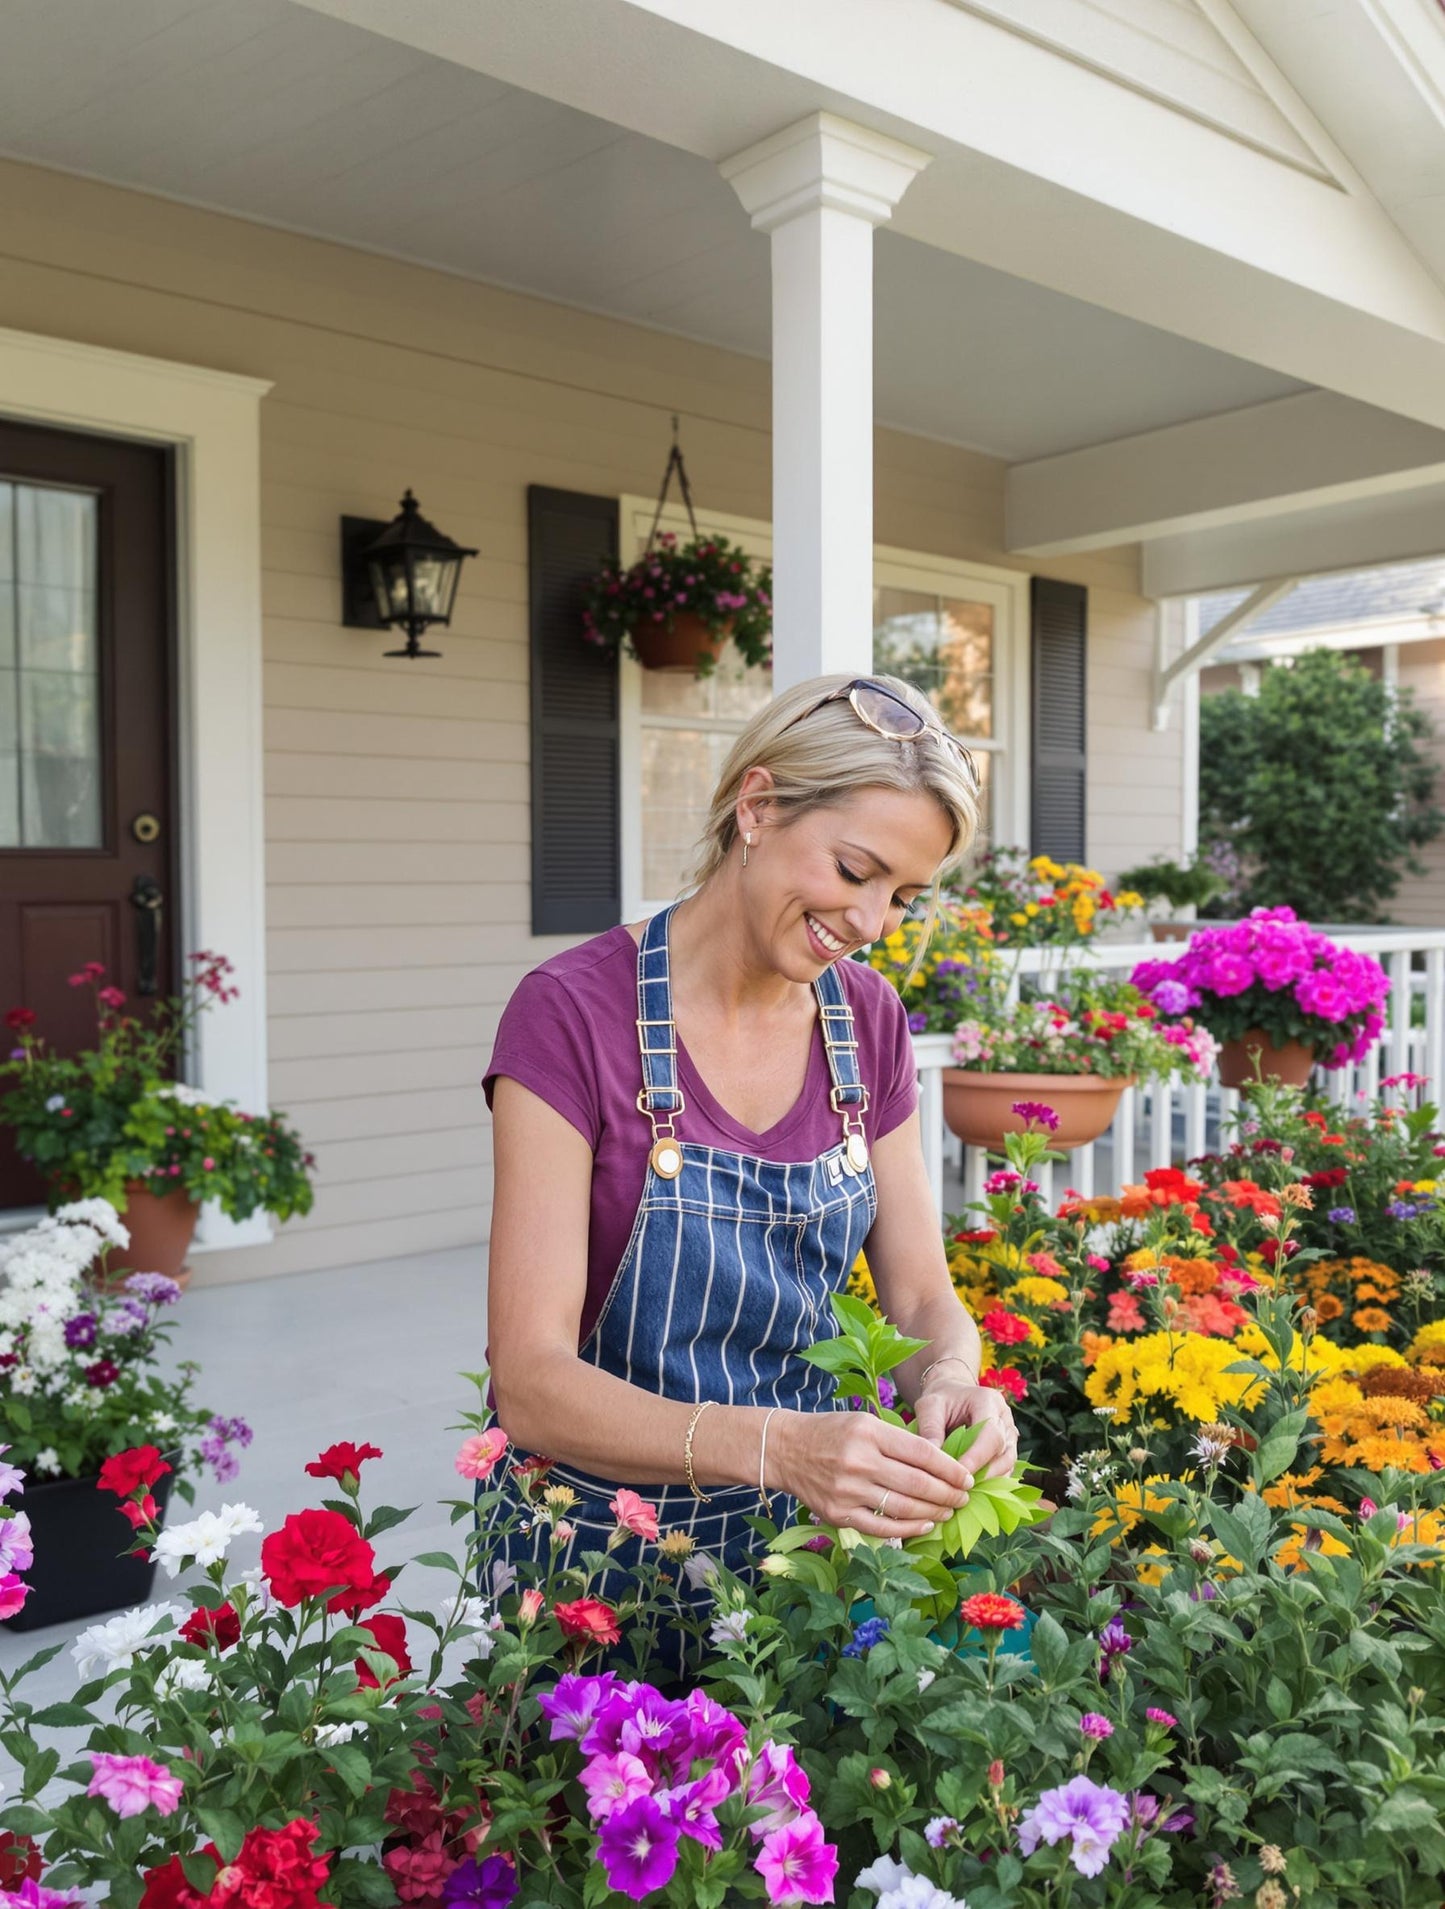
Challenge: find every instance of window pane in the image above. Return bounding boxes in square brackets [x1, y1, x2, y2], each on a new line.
[640, 646, 771, 722]
[873, 586, 994, 739]
[2, 484, 102, 847]
[641, 727, 739, 901]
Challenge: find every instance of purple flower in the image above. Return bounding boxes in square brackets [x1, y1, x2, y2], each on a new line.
[1387, 1201, 1422, 1220]
[443, 1855, 518, 1909]
[1327, 1206, 1356, 1225]
[580, 1750, 653, 1823]
[124, 1272, 182, 1306]
[0, 1449, 25, 1499]
[1099, 1617, 1133, 1672]
[842, 1615, 889, 1657]
[8, 1883, 85, 1909]
[63, 1314, 98, 1349]
[1079, 1712, 1113, 1739]
[1011, 1100, 1060, 1132]
[753, 1808, 838, 1905]
[1018, 1775, 1131, 1878]
[877, 1375, 897, 1412]
[925, 1815, 960, 1847]
[906, 1011, 927, 1033]
[1151, 979, 1192, 1016]
[597, 1794, 681, 1900]
[660, 1766, 731, 1851]
[0, 1512, 34, 1576]
[537, 1671, 618, 1742]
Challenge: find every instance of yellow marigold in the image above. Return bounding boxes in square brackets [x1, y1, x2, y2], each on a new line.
[1274, 1524, 1351, 1573]
[1005, 1275, 1070, 1308]
[1346, 1396, 1429, 1430]
[1091, 1476, 1175, 1540]
[1084, 1330, 1265, 1422]
[1408, 1320, 1445, 1359]
[1262, 1466, 1323, 1509]
[1313, 1293, 1345, 1322]
[849, 1251, 876, 1305]
[1345, 1343, 1408, 1373]
[1311, 1376, 1368, 1415]
[1347, 1433, 1434, 1475]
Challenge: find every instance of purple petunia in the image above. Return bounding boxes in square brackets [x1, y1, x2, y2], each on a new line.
[1327, 1206, 1356, 1225]
[443, 1855, 518, 1909]
[597, 1794, 680, 1900]
[1387, 1201, 1423, 1221]
[63, 1314, 98, 1350]
[123, 1272, 183, 1306]
[537, 1672, 618, 1743]
[1018, 1775, 1131, 1877]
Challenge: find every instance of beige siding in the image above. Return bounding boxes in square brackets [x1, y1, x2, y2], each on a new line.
[0, 156, 1177, 1282]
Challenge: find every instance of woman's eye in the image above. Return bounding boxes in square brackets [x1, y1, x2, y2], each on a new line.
[835, 861, 865, 887]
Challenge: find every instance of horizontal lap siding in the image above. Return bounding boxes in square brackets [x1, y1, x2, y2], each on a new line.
[0, 157, 1176, 1281]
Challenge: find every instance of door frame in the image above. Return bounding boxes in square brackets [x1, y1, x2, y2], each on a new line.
[0, 326, 273, 1252]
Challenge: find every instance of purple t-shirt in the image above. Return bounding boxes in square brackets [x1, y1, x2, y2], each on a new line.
[484, 925, 919, 1343]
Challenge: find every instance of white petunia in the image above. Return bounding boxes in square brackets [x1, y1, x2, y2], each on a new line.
[72, 1602, 186, 1678]
[232, 1566, 275, 1615]
[857, 1855, 911, 1897]
[10, 1369, 36, 1398]
[314, 1720, 366, 1747]
[878, 1878, 971, 1909]
[52, 1199, 129, 1249]
[44, 1095, 64, 1113]
[708, 1610, 750, 1647]
[916, 1668, 936, 1693]
[156, 1657, 211, 1697]
[150, 1412, 177, 1435]
[153, 1504, 262, 1578]
[216, 1502, 265, 1541]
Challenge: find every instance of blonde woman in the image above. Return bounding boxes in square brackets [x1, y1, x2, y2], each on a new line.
[484, 673, 1017, 1596]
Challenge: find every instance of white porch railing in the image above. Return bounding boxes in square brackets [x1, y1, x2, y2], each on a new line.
[912, 929, 1445, 1219]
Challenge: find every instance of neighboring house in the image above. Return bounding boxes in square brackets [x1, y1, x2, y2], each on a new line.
[4, 1, 1445, 1283]
[1198, 560, 1445, 927]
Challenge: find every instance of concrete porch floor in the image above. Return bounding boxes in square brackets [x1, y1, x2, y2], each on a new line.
[0, 1244, 487, 1717]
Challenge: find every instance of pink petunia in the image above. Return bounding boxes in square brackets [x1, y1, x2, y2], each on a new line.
[0, 1574, 30, 1620]
[454, 1428, 509, 1480]
[609, 1489, 660, 1543]
[87, 1751, 183, 1818]
[753, 1809, 838, 1905]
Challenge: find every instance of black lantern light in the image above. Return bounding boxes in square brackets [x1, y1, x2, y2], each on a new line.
[341, 490, 478, 658]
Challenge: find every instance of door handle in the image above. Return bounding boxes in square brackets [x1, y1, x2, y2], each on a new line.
[130, 874, 163, 997]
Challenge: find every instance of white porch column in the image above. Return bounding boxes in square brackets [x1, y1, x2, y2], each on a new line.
[722, 114, 930, 691]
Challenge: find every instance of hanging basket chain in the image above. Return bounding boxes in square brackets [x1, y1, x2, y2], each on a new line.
[644, 415, 701, 554]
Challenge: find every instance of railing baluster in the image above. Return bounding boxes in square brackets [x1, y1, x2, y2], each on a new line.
[1072, 1141, 1095, 1200]
[1389, 951, 1412, 1085]
[1150, 1077, 1173, 1170]
[918, 1060, 945, 1219]
[1428, 949, 1445, 1097]
[1113, 1083, 1137, 1186]
[1184, 1080, 1207, 1162]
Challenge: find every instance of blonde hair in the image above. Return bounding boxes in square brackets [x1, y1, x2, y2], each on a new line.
[688, 672, 980, 896]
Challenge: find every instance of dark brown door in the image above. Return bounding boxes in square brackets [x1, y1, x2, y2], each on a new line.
[0, 420, 175, 1212]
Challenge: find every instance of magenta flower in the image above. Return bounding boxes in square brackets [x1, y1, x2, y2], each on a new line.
[597, 1794, 680, 1900]
[1018, 1775, 1131, 1877]
[579, 1750, 653, 1824]
[753, 1808, 839, 1904]
[0, 1512, 33, 1576]
[660, 1766, 732, 1851]
[9, 1882, 86, 1908]
[1145, 1707, 1178, 1729]
[538, 1671, 618, 1743]
[0, 1575, 29, 1620]
[747, 1740, 813, 1839]
[1079, 1712, 1114, 1739]
[1010, 1100, 1060, 1132]
[87, 1751, 183, 1818]
[443, 1854, 518, 1908]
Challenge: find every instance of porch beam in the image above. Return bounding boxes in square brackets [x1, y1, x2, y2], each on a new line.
[1152, 578, 1297, 730]
[722, 114, 930, 688]
[1007, 392, 1445, 558]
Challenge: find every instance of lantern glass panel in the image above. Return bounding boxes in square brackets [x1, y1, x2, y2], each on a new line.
[410, 554, 458, 622]
[368, 559, 409, 625]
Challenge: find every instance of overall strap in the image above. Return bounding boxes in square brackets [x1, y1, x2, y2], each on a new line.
[814, 960, 871, 1171]
[635, 906, 685, 1177]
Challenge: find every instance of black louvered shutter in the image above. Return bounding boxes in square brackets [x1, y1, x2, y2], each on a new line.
[1030, 576, 1088, 864]
[528, 487, 621, 934]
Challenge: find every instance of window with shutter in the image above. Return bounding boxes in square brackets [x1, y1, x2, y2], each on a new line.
[527, 487, 620, 935]
[1030, 576, 1088, 864]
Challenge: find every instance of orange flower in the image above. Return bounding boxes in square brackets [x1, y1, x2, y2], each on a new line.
[1165, 1258, 1219, 1296]
[1221, 1179, 1282, 1219]
[958, 1592, 1027, 1632]
[1351, 1307, 1393, 1334]
[1313, 1294, 1344, 1322]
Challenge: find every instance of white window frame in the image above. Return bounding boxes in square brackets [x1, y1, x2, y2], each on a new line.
[618, 495, 1030, 919]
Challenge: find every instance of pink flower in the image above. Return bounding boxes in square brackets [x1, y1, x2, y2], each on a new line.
[455, 1428, 508, 1480]
[746, 1741, 812, 1840]
[579, 1750, 653, 1822]
[0, 1575, 29, 1620]
[753, 1809, 838, 1905]
[609, 1489, 660, 1542]
[87, 1752, 183, 1818]
[518, 1587, 544, 1626]
[202, 1156, 215, 1171]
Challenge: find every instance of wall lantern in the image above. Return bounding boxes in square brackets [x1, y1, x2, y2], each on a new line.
[340, 490, 478, 659]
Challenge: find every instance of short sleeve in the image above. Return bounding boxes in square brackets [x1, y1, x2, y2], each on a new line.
[484, 969, 601, 1148]
[856, 968, 919, 1141]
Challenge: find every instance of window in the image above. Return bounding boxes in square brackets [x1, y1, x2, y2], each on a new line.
[619, 502, 1027, 916]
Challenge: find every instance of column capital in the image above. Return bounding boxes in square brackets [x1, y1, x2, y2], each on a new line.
[720, 111, 931, 233]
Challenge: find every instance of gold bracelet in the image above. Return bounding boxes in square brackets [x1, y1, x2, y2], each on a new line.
[918, 1354, 978, 1389]
[758, 1406, 781, 1513]
[684, 1400, 717, 1502]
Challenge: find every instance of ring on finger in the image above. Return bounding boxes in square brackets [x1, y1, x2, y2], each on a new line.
[873, 1490, 891, 1519]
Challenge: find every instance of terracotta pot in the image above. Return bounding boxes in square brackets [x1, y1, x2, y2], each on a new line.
[941, 1069, 1133, 1152]
[1150, 921, 1194, 943]
[3, 1465, 174, 1629]
[631, 610, 731, 673]
[1216, 1030, 1316, 1091]
[87, 1179, 200, 1291]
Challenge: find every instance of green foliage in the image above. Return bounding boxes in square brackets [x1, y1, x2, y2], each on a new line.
[1199, 648, 1444, 921]
[1116, 855, 1225, 912]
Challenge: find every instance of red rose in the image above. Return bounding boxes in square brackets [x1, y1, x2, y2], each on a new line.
[139, 1853, 217, 1909]
[0, 1830, 42, 1888]
[355, 1612, 412, 1689]
[180, 1602, 241, 1651]
[553, 1597, 621, 1648]
[261, 1509, 383, 1613]
[98, 1445, 172, 1498]
[304, 1440, 383, 1483]
[209, 1819, 330, 1908]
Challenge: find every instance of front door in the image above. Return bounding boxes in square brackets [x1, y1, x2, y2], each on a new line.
[0, 420, 175, 1213]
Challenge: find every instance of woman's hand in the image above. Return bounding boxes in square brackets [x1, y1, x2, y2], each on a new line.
[911, 1380, 1019, 1481]
[772, 1409, 974, 1540]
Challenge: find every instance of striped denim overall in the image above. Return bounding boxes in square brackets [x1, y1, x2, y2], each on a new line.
[487, 904, 877, 1616]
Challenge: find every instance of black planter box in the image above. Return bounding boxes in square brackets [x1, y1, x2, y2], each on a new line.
[3, 1468, 174, 1631]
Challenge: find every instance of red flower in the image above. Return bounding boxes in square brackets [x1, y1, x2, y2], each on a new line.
[2, 1008, 35, 1033]
[355, 1612, 412, 1689]
[260, 1509, 387, 1614]
[83, 1357, 121, 1389]
[0, 1830, 42, 1889]
[139, 1853, 217, 1909]
[180, 1602, 241, 1651]
[958, 1591, 1027, 1632]
[118, 1494, 160, 1530]
[97, 985, 127, 1009]
[981, 1366, 1027, 1402]
[953, 1229, 999, 1246]
[553, 1597, 622, 1648]
[979, 1309, 1032, 1347]
[209, 1819, 331, 1908]
[1220, 1178, 1282, 1218]
[304, 1440, 383, 1483]
[98, 1446, 172, 1498]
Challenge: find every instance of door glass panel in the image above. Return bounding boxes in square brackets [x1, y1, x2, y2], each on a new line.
[873, 586, 994, 739]
[0, 482, 101, 848]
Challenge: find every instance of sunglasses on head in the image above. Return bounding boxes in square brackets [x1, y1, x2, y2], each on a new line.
[782, 679, 980, 791]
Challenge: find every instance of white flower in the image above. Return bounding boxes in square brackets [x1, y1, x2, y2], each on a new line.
[446, 1596, 503, 1658]
[681, 1552, 720, 1590]
[152, 1083, 211, 1109]
[879, 1878, 970, 1909]
[32, 1449, 58, 1475]
[314, 1720, 366, 1747]
[232, 1566, 275, 1615]
[153, 1503, 263, 1577]
[708, 1610, 750, 1647]
[857, 1855, 911, 1897]
[72, 1602, 186, 1677]
[156, 1657, 211, 1697]
[10, 1369, 36, 1398]
[52, 1199, 129, 1250]
[44, 1095, 64, 1113]
[151, 1413, 177, 1434]
[916, 1668, 936, 1693]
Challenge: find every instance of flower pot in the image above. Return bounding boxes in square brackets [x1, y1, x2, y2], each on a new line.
[941, 1069, 1133, 1152]
[1216, 1030, 1316, 1091]
[88, 1180, 199, 1292]
[631, 611, 731, 673]
[1150, 921, 1195, 944]
[3, 1466, 174, 1630]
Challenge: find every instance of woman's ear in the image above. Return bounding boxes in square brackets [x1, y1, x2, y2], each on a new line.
[735, 765, 776, 839]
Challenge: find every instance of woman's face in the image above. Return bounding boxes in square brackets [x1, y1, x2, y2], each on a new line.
[743, 784, 954, 979]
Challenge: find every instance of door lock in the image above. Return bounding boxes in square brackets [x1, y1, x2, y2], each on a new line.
[131, 812, 161, 845]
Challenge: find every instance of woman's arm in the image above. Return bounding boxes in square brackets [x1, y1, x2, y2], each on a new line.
[864, 1111, 1019, 1480]
[487, 1077, 972, 1534]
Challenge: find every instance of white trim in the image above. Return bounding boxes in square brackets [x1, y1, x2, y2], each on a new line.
[0, 327, 273, 1253]
[1180, 600, 1201, 858]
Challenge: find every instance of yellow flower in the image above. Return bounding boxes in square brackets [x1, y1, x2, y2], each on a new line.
[1116, 890, 1145, 909]
[1273, 1524, 1351, 1573]
[1345, 1344, 1408, 1374]
[1092, 1476, 1175, 1540]
[1010, 911, 1028, 926]
[849, 1251, 877, 1305]
[1024, 901, 1040, 917]
[1408, 1320, 1445, 1359]
[1005, 1275, 1070, 1308]
[1084, 1331, 1266, 1422]
[1135, 1543, 1169, 1586]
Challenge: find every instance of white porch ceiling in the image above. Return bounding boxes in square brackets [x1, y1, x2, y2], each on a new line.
[0, 0, 1305, 461]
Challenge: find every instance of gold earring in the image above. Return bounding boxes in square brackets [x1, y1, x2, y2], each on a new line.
[742, 831, 752, 868]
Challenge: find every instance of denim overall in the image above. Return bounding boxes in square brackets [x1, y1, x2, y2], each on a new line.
[486, 905, 877, 1614]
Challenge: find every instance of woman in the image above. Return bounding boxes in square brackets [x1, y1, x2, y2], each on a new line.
[483, 672, 1018, 1598]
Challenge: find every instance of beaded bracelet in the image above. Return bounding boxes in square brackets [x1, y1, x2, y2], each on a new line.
[918, 1354, 979, 1389]
[684, 1399, 717, 1501]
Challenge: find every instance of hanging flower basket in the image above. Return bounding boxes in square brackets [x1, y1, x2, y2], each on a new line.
[941, 1069, 1132, 1152]
[630, 608, 734, 674]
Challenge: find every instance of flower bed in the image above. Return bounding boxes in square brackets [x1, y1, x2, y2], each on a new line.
[3, 1101, 1445, 1906]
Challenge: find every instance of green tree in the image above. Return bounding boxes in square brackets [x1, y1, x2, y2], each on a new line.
[1198, 647, 1444, 921]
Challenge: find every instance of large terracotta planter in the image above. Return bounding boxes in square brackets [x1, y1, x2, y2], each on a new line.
[88, 1180, 200, 1290]
[1216, 1030, 1316, 1091]
[631, 610, 731, 673]
[3, 1466, 174, 1630]
[941, 1069, 1133, 1152]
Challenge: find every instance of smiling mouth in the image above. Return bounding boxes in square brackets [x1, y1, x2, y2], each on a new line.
[805, 912, 849, 957]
